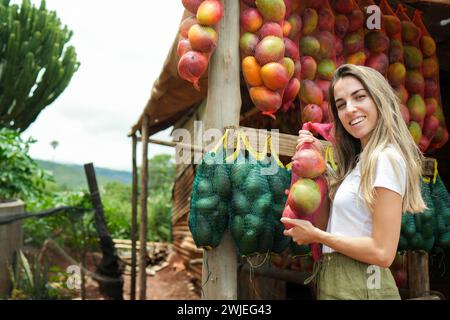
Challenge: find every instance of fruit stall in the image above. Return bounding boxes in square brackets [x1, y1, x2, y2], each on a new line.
[129, 0, 450, 300]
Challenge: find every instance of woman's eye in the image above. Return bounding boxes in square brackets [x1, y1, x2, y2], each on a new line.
[337, 104, 345, 109]
[356, 95, 365, 100]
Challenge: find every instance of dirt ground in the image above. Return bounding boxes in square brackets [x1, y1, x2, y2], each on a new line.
[23, 246, 200, 300]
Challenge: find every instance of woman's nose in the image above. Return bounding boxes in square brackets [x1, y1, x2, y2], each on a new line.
[345, 101, 358, 114]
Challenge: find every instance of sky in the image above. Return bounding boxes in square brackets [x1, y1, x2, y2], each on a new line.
[15, 0, 184, 171]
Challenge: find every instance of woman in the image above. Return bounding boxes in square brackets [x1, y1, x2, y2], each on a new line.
[281, 64, 426, 300]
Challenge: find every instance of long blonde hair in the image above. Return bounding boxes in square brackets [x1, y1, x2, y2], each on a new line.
[327, 64, 426, 213]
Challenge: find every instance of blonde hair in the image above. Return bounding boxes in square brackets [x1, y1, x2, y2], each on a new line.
[327, 64, 426, 213]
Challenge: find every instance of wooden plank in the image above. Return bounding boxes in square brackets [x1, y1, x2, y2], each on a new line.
[403, 0, 450, 6]
[201, 0, 241, 301]
[139, 115, 149, 300]
[407, 251, 430, 298]
[130, 135, 138, 300]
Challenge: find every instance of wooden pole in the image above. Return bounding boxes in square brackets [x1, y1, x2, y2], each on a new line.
[130, 134, 138, 300]
[201, 0, 241, 300]
[407, 251, 430, 298]
[139, 115, 150, 300]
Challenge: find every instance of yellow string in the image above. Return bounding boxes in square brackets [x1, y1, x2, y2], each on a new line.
[286, 162, 292, 170]
[325, 145, 338, 171]
[433, 159, 438, 185]
[241, 130, 268, 161]
[267, 135, 285, 168]
[225, 131, 242, 163]
[210, 129, 229, 154]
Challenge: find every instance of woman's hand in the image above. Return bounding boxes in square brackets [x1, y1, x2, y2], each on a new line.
[281, 217, 319, 245]
[296, 130, 324, 155]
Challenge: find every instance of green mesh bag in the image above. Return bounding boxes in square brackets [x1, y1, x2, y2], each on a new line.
[189, 149, 231, 250]
[430, 175, 450, 249]
[399, 180, 436, 252]
[228, 132, 292, 257]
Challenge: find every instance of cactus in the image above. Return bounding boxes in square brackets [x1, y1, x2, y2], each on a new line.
[0, 0, 79, 131]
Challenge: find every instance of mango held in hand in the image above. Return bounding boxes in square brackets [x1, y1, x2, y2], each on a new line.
[287, 178, 322, 216]
[291, 148, 325, 179]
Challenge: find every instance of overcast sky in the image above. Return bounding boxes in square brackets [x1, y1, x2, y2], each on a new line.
[16, 0, 184, 171]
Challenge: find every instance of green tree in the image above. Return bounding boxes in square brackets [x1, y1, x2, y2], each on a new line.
[0, 0, 79, 131]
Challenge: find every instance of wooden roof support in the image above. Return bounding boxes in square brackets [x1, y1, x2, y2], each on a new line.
[130, 134, 138, 300]
[139, 115, 149, 300]
[408, 251, 430, 298]
[201, 0, 241, 300]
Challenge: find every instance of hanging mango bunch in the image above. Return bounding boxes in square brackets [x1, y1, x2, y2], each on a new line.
[239, 0, 302, 119]
[177, 0, 224, 91]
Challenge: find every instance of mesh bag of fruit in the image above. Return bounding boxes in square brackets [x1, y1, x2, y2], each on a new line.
[189, 132, 232, 250]
[430, 175, 450, 249]
[229, 130, 291, 256]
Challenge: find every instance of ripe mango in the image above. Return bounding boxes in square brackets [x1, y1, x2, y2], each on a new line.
[300, 79, 323, 105]
[256, 0, 286, 22]
[387, 62, 406, 87]
[365, 31, 390, 54]
[255, 36, 285, 65]
[300, 36, 320, 58]
[421, 36, 436, 57]
[302, 8, 318, 35]
[317, 59, 336, 80]
[404, 46, 423, 69]
[301, 56, 317, 80]
[405, 70, 425, 94]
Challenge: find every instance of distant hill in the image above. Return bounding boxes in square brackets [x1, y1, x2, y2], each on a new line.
[36, 160, 131, 190]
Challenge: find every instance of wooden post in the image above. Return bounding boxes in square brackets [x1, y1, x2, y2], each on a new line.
[130, 134, 138, 300]
[139, 115, 150, 300]
[201, 0, 241, 300]
[407, 251, 430, 298]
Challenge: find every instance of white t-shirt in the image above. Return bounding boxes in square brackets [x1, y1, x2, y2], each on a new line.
[322, 146, 407, 254]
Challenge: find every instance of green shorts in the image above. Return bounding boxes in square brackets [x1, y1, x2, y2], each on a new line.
[312, 252, 401, 300]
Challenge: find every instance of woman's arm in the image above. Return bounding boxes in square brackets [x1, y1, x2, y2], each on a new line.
[282, 187, 402, 268]
[314, 195, 330, 231]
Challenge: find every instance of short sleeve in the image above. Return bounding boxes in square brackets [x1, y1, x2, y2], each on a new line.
[372, 148, 407, 197]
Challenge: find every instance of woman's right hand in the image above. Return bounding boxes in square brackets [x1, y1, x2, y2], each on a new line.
[296, 130, 324, 155]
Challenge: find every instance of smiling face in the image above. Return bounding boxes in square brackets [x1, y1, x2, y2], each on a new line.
[333, 76, 379, 149]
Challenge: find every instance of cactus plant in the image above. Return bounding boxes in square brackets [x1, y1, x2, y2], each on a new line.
[0, 0, 79, 131]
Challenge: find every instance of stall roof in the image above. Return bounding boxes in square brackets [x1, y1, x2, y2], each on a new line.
[130, 1, 450, 137]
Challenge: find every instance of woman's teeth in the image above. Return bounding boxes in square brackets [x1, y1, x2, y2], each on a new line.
[350, 116, 365, 126]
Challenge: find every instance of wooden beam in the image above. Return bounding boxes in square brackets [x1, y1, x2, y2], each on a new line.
[139, 115, 149, 300]
[403, 0, 450, 6]
[201, 0, 241, 300]
[407, 251, 430, 298]
[130, 135, 138, 300]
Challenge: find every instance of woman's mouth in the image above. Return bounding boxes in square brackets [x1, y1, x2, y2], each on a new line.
[349, 116, 366, 127]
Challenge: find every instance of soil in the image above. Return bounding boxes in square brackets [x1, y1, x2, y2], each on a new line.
[22, 246, 201, 300]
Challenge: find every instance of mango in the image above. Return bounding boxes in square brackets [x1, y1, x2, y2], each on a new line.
[401, 21, 420, 43]
[287, 178, 322, 216]
[394, 85, 409, 105]
[283, 21, 292, 37]
[335, 14, 349, 38]
[255, 36, 285, 65]
[240, 8, 263, 33]
[177, 38, 192, 58]
[188, 24, 218, 53]
[318, 8, 335, 32]
[280, 57, 295, 79]
[317, 59, 336, 80]
[405, 70, 425, 94]
[400, 104, 410, 125]
[403, 46, 423, 69]
[348, 10, 364, 32]
[302, 8, 318, 35]
[282, 78, 301, 111]
[423, 115, 440, 139]
[288, 13, 303, 39]
[335, 35, 344, 56]
[425, 79, 439, 98]
[182, 0, 204, 14]
[366, 53, 389, 75]
[365, 31, 390, 53]
[178, 51, 208, 91]
[259, 22, 284, 39]
[250, 86, 282, 116]
[301, 56, 317, 80]
[387, 62, 406, 86]
[334, 0, 354, 14]
[300, 36, 320, 58]
[421, 36, 436, 57]
[384, 15, 401, 37]
[255, 0, 286, 22]
[423, 58, 438, 78]
[408, 121, 422, 145]
[260, 62, 290, 90]
[318, 31, 336, 59]
[346, 51, 366, 65]
[425, 98, 438, 116]
[316, 79, 331, 101]
[300, 79, 323, 105]
[292, 147, 325, 178]
[344, 32, 364, 54]
[179, 16, 198, 38]
[197, 0, 224, 26]
[408, 94, 426, 124]
[284, 37, 300, 60]
[294, 59, 302, 79]
[240, 32, 259, 56]
[389, 39, 404, 64]
[242, 56, 263, 87]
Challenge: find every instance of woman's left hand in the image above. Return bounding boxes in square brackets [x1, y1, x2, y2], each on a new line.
[281, 218, 318, 245]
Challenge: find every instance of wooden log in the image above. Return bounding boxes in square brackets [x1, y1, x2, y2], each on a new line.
[407, 251, 430, 299]
[130, 134, 138, 301]
[201, 0, 241, 300]
[139, 115, 149, 300]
